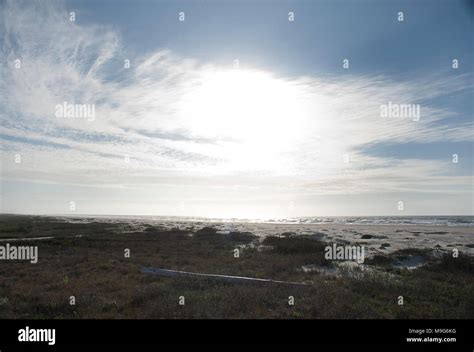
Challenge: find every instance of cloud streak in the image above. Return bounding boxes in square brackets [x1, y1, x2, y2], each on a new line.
[1, 0, 472, 216]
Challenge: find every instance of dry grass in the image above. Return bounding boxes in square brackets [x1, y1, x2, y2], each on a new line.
[0, 215, 473, 319]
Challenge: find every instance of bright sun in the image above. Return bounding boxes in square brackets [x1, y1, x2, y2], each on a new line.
[179, 68, 309, 173]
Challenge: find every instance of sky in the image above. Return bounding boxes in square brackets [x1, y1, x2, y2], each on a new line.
[0, 0, 473, 218]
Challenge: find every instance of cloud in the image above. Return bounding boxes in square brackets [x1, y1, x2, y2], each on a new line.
[1, 0, 472, 204]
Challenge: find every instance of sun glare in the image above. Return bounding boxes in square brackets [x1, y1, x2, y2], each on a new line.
[179, 69, 309, 172]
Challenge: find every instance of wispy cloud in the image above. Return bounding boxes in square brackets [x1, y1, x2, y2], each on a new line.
[1, 0, 472, 216]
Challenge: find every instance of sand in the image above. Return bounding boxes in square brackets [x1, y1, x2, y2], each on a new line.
[58, 216, 474, 257]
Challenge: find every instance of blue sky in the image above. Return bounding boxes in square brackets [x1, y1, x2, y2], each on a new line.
[68, 0, 473, 75]
[0, 0, 473, 217]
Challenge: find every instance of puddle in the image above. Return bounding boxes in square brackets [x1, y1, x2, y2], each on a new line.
[393, 255, 426, 269]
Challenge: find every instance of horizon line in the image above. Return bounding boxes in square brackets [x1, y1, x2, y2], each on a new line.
[1, 212, 473, 219]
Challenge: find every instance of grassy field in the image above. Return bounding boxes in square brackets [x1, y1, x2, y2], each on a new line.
[0, 214, 473, 319]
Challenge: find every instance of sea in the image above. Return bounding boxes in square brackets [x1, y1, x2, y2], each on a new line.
[70, 215, 474, 227]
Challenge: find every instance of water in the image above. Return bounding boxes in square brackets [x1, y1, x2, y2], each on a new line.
[68, 214, 474, 227]
[263, 216, 474, 227]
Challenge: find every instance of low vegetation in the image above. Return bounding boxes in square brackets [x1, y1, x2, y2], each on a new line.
[0, 215, 473, 319]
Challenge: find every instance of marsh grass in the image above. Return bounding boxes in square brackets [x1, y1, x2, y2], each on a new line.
[0, 215, 473, 319]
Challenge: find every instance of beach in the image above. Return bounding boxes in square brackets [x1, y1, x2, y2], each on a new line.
[0, 214, 473, 319]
